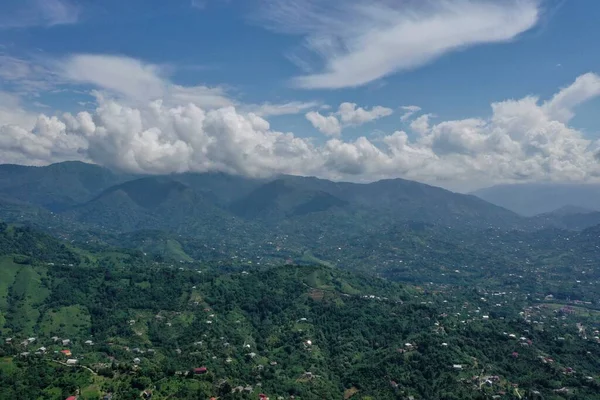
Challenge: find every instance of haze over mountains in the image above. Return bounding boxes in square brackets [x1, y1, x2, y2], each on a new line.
[472, 183, 600, 216]
[0, 161, 528, 235]
[3, 162, 600, 242]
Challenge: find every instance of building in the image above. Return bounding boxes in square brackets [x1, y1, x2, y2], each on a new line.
[193, 367, 207, 374]
[66, 359, 78, 365]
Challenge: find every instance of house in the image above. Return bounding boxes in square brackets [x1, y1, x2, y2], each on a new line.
[4, 338, 11, 343]
[102, 394, 113, 400]
[27, 337, 36, 343]
[61, 349, 72, 356]
[193, 367, 207, 374]
[66, 397, 78, 400]
[452, 364, 462, 370]
[66, 359, 78, 365]
[84, 340, 94, 345]
[133, 358, 141, 364]
[259, 394, 269, 400]
[51, 336, 60, 342]
[38, 346, 47, 352]
[141, 390, 152, 399]
[62, 339, 71, 346]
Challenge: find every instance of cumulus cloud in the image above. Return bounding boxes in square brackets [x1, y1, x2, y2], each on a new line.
[1, 73, 600, 190]
[256, 0, 539, 89]
[0, 0, 80, 29]
[338, 102, 393, 125]
[305, 110, 342, 136]
[306, 102, 393, 135]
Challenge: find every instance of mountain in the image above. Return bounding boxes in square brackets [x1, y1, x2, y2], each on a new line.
[472, 183, 600, 216]
[63, 176, 254, 238]
[229, 178, 349, 220]
[0, 161, 131, 211]
[531, 205, 600, 230]
[0, 162, 530, 235]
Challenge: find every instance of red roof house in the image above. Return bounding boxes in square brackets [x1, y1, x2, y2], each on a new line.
[194, 367, 208, 374]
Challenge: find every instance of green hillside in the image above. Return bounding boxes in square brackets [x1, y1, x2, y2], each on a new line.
[1, 224, 600, 399]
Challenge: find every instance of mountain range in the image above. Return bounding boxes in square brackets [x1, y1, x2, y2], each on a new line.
[2, 162, 600, 270]
[0, 161, 526, 233]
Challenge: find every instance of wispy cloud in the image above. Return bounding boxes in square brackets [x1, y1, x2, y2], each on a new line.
[400, 105, 422, 122]
[246, 101, 321, 117]
[255, 0, 540, 89]
[0, 0, 80, 29]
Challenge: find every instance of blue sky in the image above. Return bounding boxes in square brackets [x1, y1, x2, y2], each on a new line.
[0, 0, 599, 190]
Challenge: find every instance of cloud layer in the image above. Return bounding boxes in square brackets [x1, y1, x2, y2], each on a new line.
[257, 0, 540, 89]
[1, 72, 599, 190]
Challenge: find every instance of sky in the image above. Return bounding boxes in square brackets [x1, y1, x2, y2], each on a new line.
[0, 0, 599, 191]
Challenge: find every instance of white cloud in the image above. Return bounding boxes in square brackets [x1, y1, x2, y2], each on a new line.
[1, 73, 600, 191]
[57, 54, 234, 109]
[306, 102, 393, 135]
[305, 110, 341, 136]
[245, 101, 320, 117]
[337, 102, 393, 125]
[400, 105, 422, 122]
[0, 0, 80, 29]
[256, 0, 539, 89]
[543, 72, 600, 122]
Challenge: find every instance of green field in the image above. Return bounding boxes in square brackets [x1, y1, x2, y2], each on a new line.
[40, 305, 92, 337]
[0, 256, 21, 309]
[3, 264, 50, 335]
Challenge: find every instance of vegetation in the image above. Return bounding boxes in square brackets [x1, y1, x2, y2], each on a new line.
[1, 163, 600, 398]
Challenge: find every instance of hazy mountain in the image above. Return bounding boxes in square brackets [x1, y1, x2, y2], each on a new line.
[472, 183, 600, 216]
[0, 162, 532, 239]
[0, 161, 132, 211]
[530, 205, 600, 231]
[63, 176, 252, 237]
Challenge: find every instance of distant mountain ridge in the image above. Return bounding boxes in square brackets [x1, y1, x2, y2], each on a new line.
[472, 183, 600, 216]
[0, 162, 527, 234]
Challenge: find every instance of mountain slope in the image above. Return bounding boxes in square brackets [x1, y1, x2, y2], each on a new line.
[62, 176, 257, 240]
[0, 161, 131, 211]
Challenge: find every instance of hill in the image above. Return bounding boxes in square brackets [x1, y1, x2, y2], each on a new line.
[2, 224, 600, 399]
[0, 161, 131, 212]
[0, 162, 528, 233]
[472, 183, 600, 216]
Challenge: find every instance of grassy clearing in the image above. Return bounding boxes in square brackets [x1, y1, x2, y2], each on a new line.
[40, 305, 92, 337]
[7, 265, 50, 334]
[0, 256, 21, 309]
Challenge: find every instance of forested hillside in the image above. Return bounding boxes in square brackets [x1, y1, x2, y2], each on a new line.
[2, 224, 600, 399]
